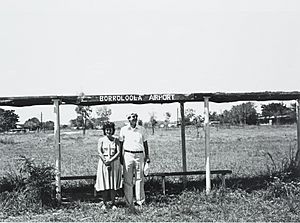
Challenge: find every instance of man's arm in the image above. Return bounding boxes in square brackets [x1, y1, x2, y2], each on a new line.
[143, 141, 150, 163]
[119, 140, 124, 165]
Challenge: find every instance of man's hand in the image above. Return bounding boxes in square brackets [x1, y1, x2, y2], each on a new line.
[145, 157, 150, 163]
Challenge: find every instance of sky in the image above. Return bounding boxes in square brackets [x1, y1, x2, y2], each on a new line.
[0, 0, 300, 124]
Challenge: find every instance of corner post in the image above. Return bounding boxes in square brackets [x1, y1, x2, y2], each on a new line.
[204, 97, 211, 194]
[53, 99, 62, 203]
[180, 102, 187, 187]
[296, 99, 300, 171]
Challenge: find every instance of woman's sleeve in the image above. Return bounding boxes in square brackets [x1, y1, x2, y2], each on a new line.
[97, 138, 103, 154]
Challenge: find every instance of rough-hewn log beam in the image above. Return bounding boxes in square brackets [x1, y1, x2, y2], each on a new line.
[0, 91, 299, 107]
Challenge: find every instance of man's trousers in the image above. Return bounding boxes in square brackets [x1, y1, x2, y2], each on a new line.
[123, 151, 145, 206]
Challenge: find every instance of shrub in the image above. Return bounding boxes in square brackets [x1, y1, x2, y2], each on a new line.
[0, 137, 15, 144]
[266, 176, 300, 213]
[0, 156, 56, 217]
[264, 142, 298, 179]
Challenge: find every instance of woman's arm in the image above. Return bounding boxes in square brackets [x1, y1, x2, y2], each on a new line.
[97, 139, 106, 163]
[106, 138, 120, 163]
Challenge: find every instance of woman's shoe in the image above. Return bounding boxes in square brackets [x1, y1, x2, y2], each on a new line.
[100, 202, 108, 210]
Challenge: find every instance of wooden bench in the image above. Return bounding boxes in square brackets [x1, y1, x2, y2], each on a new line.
[148, 170, 232, 195]
[61, 175, 97, 196]
[61, 169, 232, 196]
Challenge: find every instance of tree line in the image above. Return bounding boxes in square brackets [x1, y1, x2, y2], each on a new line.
[0, 108, 54, 132]
[0, 102, 297, 133]
[188, 102, 296, 126]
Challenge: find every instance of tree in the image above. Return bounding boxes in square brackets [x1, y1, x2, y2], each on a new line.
[261, 102, 294, 124]
[72, 116, 84, 129]
[184, 108, 196, 125]
[261, 102, 287, 117]
[95, 106, 112, 128]
[44, 121, 54, 130]
[192, 114, 203, 138]
[219, 110, 233, 125]
[69, 118, 78, 128]
[138, 119, 143, 126]
[0, 108, 19, 132]
[24, 117, 40, 131]
[288, 103, 297, 123]
[230, 102, 258, 125]
[217, 102, 258, 125]
[85, 119, 94, 129]
[209, 111, 219, 121]
[75, 92, 92, 135]
[149, 112, 157, 135]
[164, 112, 171, 130]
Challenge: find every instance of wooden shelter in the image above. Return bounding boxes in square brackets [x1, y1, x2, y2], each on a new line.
[1, 91, 300, 202]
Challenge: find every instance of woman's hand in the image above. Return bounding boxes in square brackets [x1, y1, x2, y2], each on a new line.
[104, 158, 112, 166]
[105, 159, 112, 171]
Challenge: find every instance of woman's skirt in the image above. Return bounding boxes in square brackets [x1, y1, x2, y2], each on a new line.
[95, 158, 123, 191]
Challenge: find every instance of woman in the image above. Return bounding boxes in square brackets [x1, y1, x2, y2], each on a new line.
[95, 122, 122, 210]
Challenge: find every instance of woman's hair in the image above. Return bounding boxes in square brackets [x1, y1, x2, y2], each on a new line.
[102, 121, 115, 135]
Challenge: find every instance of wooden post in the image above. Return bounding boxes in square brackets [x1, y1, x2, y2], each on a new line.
[180, 102, 187, 186]
[53, 99, 62, 203]
[204, 97, 211, 194]
[296, 99, 300, 172]
[162, 176, 166, 195]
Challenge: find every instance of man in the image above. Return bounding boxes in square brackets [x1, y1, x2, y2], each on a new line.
[119, 112, 150, 208]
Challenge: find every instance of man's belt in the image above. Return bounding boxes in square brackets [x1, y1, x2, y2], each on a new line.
[124, 150, 143, 154]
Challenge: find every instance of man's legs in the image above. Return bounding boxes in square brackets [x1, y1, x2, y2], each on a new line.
[135, 154, 145, 206]
[123, 152, 134, 206]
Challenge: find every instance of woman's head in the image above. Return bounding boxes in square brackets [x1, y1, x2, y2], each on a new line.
[102, 121, 115, 135]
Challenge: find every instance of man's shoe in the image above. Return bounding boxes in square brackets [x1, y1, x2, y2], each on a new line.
[134, 201, 143, 206]
[128, 206, 138, 214]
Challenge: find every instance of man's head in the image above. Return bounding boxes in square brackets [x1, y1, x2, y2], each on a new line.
[127, 113, 138, 127]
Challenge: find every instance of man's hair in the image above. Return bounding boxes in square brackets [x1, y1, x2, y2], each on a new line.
[127, 113, 138, 119]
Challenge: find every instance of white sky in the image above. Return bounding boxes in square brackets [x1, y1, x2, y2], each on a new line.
[1, 0, 300, 124]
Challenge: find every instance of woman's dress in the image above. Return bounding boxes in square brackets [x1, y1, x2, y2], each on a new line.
[95, 136, 122, 191]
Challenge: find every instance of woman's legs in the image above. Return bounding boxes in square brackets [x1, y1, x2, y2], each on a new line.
[110, 190, 117, 209]
[101, 190, 110, 209]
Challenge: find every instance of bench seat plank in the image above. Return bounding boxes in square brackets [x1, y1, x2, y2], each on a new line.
[60, 169, 232, 195]
[148, 170, 232, 177]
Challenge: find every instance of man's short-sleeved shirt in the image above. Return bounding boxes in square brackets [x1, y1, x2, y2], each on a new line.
[119, 124, 148, 152]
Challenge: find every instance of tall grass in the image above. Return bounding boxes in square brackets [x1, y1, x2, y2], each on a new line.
[0, 125, 299, 221]
[0, 137, 15, 145]
[0, 156, 56, 217]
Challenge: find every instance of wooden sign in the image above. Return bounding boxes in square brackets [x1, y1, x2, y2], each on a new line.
[0, 91, 300, 107]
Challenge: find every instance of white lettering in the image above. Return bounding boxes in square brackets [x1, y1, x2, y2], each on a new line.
[149, 94, 175, 101]
[100, 94, 174, 102]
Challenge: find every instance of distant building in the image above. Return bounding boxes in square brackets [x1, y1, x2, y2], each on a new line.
[258, 115, 295, 125]
[8, 124, 28, 133]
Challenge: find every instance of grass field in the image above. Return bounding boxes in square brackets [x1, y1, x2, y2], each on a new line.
[1, 125, 300, 221]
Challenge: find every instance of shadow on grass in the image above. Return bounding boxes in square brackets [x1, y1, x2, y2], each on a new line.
[60, 173, 297, 203]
